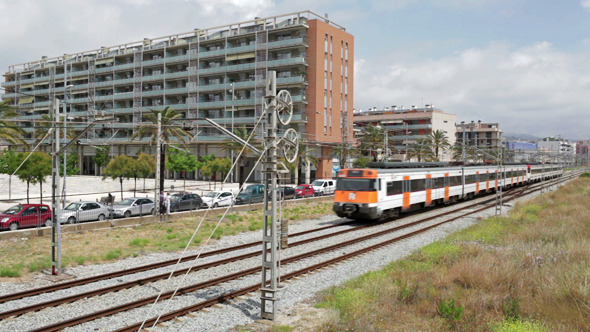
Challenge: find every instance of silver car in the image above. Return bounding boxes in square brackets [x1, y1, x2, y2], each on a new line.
[112, 197, 155, 218]
[59, 201, 112, 224]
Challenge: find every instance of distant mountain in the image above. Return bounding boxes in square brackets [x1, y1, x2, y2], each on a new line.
[503, 132, 541, 142]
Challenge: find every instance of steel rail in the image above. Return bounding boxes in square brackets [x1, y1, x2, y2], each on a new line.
[28, 173, 575, 332]
[0, 221, 351, 304]
[4, 173, 575, 324]
[114, 172, 577, 332]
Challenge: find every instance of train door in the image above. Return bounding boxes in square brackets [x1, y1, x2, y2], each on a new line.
[425, 174, 432, 206]
[444, 173, 450, 201]
[402, 176, 411, 210]
[475, 171, 480, 194]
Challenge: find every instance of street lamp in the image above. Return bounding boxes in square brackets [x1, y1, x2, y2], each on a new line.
[62, 84, 74, 209]
[229, 83, 235, 182]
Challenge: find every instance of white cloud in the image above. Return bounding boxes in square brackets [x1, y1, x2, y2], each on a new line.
[582, 0, 590, 9]
[354, 42, 590, 139]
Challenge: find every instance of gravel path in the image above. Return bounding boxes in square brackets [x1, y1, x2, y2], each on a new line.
[0, 181, 567, 331]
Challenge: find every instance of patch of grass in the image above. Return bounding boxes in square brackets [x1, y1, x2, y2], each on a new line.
[271, 325, 292, 332]
[129, 238, 150, 247]
[104, 250, 122, 260]
[166, 233, 178, 240]
[0, 265, 22, 278]
[490, 318, 549, 332]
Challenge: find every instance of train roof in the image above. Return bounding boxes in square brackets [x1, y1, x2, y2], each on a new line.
[367, 162, 449, 168]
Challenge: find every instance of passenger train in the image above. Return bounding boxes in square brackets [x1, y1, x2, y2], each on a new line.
[333, 162, 563, 221]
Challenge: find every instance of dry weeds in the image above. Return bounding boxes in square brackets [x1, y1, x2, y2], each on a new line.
[317, 176, 590, 331]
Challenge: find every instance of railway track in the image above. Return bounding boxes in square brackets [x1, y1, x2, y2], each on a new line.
[0, 172, 579, 331]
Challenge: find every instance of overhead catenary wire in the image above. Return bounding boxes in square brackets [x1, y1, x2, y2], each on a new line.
[139, 102, 273, 330]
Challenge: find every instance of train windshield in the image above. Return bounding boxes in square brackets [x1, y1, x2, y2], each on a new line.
[336, 178, 376, 191]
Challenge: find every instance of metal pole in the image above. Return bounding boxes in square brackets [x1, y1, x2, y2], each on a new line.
[62, 63, 67, 209]
[51, 99, 62, 275]
[261, 71, 280, 320]
[231, 83, 235, 183]
[155, 113, 161, 219]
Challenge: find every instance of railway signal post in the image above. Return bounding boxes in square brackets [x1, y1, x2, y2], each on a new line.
[260, 71, 298, 320]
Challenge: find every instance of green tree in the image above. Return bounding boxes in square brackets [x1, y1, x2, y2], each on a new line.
[427, 129, 451, 161]
[0, 100, 26, 146]
[59, 154, 79, 176]
[166, 148, 198, 190]
[352, 156, 371, 168]
[93, 146, 110, 176]
[102, 155, 134, 200]
[136, 152, 156, 192]
[131, 107, 192, 192]
[16, 152, 52, 204]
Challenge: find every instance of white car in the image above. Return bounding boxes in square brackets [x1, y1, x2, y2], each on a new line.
[59, 201, 112, 224]
[201, 191, 235, 208]
[311, 179, 337, 196]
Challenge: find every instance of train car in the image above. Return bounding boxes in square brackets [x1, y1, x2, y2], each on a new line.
[333, 162, 553, 221]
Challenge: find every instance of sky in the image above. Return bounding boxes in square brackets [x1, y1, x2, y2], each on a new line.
[0, 0, 589, 140]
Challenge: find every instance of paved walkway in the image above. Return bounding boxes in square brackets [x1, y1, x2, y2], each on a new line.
[0, 174, 245, 211]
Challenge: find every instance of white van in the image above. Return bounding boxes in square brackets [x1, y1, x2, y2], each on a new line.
[311, 179, 337, 196]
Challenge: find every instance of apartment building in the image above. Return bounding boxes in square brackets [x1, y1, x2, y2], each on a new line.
[456, 120, 502, 150]
[1, 11, 354, 181]
[353, 106, 457, 161]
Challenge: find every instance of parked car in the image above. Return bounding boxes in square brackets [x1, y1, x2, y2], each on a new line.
[311, 179, 337, 196]
[202, 191, 235, 208]
[169, 193, 203, 212]
[0, 204, 52, 231]
[295, 184, 315, 198]
[268, 186, 296, 200]
[59, 201, 112, 224]
[235, 184, 266, 205]
[112, 197, 154, 218]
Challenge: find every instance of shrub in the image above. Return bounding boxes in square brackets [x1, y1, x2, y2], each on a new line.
[503, 296, 521, 320]
[438, 298, 463, 324]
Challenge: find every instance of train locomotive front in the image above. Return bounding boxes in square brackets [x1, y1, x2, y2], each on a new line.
[333, 168, 382, 220]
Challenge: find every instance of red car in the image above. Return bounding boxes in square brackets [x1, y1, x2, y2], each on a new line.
[295, 184, 315, 198]
[0, 204, 53, 231]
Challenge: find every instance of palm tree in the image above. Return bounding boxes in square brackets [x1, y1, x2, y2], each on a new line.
[0, 100, 26, 146]
[358, 123, 385, 161]
[32, 113, 77, 146]
[292, 142, 319, 185]
[426, 129, 451, 161]
[131, 107, 192, 192]
[408, 138, 435, 162]
[220, 126, 261, 185]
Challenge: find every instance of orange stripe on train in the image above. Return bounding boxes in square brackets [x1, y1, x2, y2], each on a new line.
[334, 191, 378, 204]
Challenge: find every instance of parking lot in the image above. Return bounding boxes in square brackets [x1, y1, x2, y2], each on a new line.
[0, 174, 243, 213]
